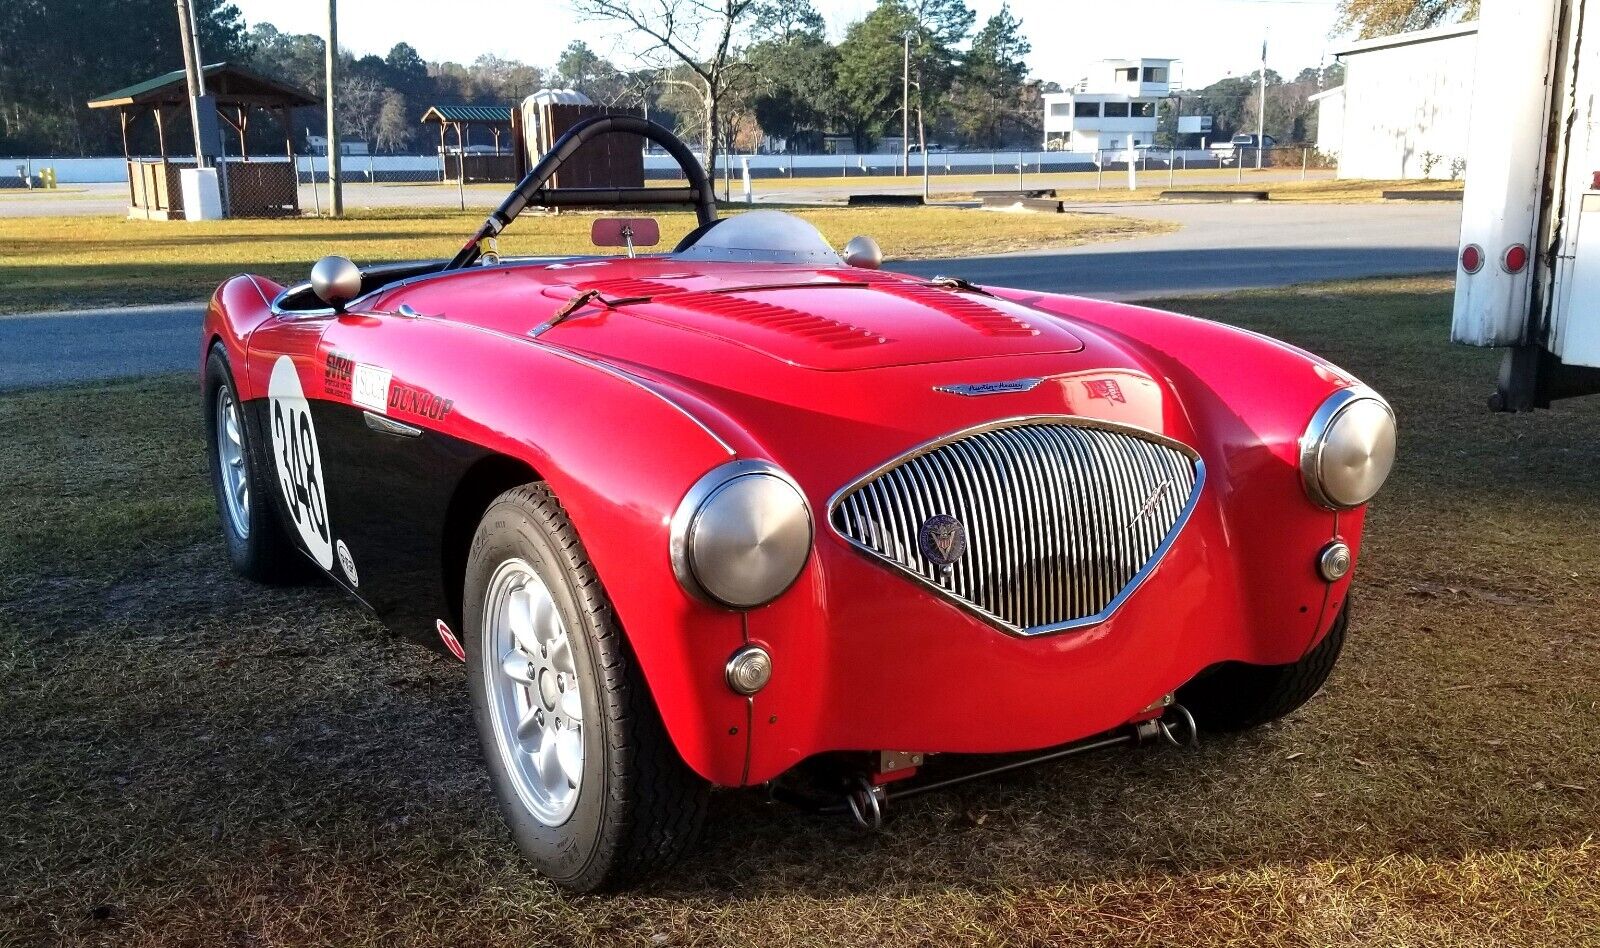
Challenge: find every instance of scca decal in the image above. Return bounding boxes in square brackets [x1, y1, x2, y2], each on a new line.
[324, 351, 354, 399]
[388, 382, 454, 421]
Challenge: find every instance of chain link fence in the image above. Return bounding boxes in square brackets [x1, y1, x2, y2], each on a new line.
[3, 144, 1341, 217]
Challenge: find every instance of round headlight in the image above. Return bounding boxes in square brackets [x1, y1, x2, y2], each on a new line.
[670, 460, 812, 609]
[1300, 386, 1397, 509]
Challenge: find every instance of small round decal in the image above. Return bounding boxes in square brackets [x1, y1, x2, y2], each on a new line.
[918, 514, 967, 567]
[336, 539, 358, 587]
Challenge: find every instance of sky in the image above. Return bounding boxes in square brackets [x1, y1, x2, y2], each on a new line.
[230, 0, 1354, 89]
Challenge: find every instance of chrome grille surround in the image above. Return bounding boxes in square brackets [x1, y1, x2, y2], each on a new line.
[828, 416, 1204, 637]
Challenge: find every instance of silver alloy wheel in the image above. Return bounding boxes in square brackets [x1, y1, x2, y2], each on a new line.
[483, 557, 584, 826]
[215, 386, 250, 539]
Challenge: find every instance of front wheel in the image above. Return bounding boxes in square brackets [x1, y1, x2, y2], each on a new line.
[203, 346, 307, 584]
[1178, 606, 1348, 732]
[464, 483, 708, 892]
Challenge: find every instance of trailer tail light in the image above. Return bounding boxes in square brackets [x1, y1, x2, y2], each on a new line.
[1591, 171, 1600, 191]
[1503, 244, 1529, 273]
[1461, 244, 1484, 274]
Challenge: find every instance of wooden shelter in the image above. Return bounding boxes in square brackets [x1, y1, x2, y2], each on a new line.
[523, 102, 645, 190]
[422, 105, 516, 183]
[87, 63, 319, 219]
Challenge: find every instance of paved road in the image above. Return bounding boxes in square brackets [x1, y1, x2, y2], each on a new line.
[896, 200, 1459, 297]
[0, 200, 1460, 390]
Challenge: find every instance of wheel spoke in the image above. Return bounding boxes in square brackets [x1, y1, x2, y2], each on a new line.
[559, 687, 582, 722]
[515, 707, 542, 742]
[529, 583, 558, 649]
[537, 739, 563, 792]
[556, 728, 582, 787]
[501, 651, 536, 684]
[548, 632, 573, 672]
[506, 587, 540, 655]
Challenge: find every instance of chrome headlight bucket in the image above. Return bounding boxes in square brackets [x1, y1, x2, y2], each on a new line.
[670, 460, 813, 609]
[1300, 385, 1397, 510]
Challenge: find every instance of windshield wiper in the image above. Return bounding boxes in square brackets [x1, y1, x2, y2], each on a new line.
[529, 289, 653, 338]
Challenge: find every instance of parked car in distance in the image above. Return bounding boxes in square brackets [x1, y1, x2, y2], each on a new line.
[200, 116, 1396, 892]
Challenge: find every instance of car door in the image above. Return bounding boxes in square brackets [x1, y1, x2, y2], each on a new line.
[311, 304, 494, 644]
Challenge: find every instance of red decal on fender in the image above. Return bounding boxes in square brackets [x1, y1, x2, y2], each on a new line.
[436, 619, 466, 662]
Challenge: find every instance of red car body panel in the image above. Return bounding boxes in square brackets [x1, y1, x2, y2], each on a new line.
[203, 251, 1371, 788]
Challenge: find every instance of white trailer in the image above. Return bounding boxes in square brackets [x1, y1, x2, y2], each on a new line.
[1452, 0, 1600, 408]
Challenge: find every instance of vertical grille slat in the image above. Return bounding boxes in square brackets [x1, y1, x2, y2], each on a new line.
[830, 420, 1202, 636]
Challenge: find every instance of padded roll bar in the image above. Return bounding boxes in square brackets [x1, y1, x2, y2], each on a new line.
[446, 114, 717, 270]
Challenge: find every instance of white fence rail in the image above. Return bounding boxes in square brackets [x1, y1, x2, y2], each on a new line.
[8, 148, 1278, 186]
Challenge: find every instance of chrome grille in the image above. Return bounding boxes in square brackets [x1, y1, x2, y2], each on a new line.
[830, 420, 1202, 635]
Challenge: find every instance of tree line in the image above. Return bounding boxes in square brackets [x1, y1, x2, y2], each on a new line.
[0, 0, 1469, 160]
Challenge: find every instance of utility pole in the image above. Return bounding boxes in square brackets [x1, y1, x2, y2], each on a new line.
[174, 0, 207, 167]
[901, 31, 911, 177]
[325, 0, 343, 215]
[1256, 33, 1267, 170]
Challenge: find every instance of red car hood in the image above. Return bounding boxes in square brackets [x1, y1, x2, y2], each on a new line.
[384, 259, 1083, 371]
[380, 259, 1178, 470]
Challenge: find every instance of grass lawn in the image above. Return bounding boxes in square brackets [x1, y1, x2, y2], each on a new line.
[3, 276, 1598, 946]
[0, 206, 1168, 314]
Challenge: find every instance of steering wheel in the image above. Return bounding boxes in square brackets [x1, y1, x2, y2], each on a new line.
[446, 114, 718, 271]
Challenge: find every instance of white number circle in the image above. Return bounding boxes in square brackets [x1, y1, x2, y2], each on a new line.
[268, 355, 334, 569]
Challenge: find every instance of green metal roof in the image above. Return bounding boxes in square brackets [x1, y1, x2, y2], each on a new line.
[87, 62, 319, 109]
[421, 105, 512, 124]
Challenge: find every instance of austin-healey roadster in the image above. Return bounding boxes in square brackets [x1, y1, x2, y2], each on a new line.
[201, 116, 1396, 891]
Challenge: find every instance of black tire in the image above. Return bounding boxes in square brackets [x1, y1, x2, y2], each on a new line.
[203, 345, 308, 584]
[464, 483, 709, 892]
[1178, 606, 1348, 732]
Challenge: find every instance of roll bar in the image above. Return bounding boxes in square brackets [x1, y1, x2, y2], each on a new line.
[446, 114, 718, 271]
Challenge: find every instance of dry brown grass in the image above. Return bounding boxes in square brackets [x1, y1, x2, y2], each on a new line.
[0, 206, 1167, 314]
[3, 276, 1598, 946]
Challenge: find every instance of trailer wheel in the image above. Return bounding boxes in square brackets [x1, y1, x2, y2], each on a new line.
[1178, 606, 1348, 732]
[465, 483, 709, 892]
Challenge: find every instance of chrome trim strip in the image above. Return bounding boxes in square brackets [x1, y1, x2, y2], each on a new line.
[826, 415, 1205, 638]
[363, 411, 422, 438]
[1298, 384, 1393, 510]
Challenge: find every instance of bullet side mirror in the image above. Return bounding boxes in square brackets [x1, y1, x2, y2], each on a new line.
[842, 235, 883, 270]
[310, 255, 362, 311]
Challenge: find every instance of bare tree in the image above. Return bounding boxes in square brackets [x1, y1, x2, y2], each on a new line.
[336, 75, 387, 154]
[571, 0, 758, 176]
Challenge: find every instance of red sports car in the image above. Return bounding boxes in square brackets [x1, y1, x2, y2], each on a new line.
[201, 117, 1396, 891]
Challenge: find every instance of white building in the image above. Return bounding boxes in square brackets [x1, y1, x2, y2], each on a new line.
[1316, 22, 1478, 179]
[1042, 58, 1177, 154]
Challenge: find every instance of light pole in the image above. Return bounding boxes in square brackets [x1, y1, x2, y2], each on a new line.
[1256, 34, 1267, 171]
[174, 0, 207, 168]
[901, 30, 912, 177]
[325, 0, 343, 216]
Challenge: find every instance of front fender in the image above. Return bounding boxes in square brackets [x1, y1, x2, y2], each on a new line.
[995, 290, 1365, 651]
[200, 275, 281, 395]
[344, 317, 763, 787]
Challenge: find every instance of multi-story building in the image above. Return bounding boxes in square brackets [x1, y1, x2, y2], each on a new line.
[1041, 58, 1177, 153]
